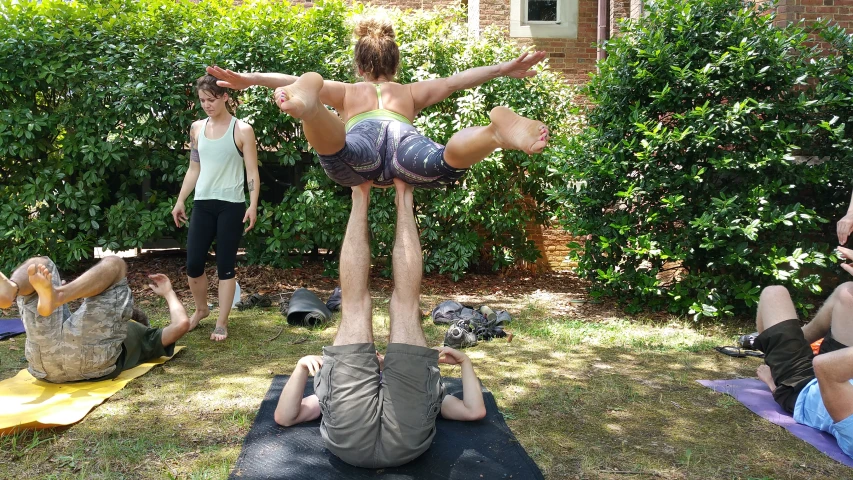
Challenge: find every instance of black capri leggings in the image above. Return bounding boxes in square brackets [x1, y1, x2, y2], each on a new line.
[186, 200, 245, 280]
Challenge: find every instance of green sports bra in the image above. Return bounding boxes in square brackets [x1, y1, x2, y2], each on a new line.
[344, 84, 412, 132]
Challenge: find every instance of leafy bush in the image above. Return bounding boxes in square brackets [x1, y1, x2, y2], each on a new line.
[0, 0, 577, 278]
[548, 0, 853, 319]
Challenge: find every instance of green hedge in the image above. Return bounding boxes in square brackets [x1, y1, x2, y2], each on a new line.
[0, 0, 577, 278]
[548, 0, 853, 319]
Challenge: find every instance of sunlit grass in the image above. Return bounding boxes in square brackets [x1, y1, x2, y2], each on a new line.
[0, 293, 849, 479]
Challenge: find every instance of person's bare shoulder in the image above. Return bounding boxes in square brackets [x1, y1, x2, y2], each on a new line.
[234, 118, 255, 135]
[233, 119, 256, 150]
[189, 119, 205, 136]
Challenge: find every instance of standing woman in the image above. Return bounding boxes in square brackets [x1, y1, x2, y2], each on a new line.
[172, 74, 260, 342]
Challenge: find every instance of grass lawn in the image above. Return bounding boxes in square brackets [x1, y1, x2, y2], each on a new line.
[0, 288, 850, 479]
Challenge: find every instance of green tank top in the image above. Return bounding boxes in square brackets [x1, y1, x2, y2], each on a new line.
[344, 84, 412, 132]
[195, 116, 245, 203]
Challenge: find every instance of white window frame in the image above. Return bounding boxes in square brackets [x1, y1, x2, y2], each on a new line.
[523, 0, 560, 25]
[510, 0, 578, 38]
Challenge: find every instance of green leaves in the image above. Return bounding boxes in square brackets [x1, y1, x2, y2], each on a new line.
[0, 0, 576, 279]
[548, 0, 853, 319]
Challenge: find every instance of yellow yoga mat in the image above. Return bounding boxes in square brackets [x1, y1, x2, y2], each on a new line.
[0, 346, 184, 435]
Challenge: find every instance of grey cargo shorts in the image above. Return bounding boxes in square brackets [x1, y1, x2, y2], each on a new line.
[19, 258, 132, 383]
[314, 342, 446, 468]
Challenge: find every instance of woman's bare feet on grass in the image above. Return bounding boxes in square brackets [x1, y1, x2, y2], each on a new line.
[189, 307, 210, 331]
[28, 264, 60, 317]
[757, 364, 777, 392]
[489, 106, 549, 155]
[274, 72, 324, 120]
[211, 325, 228, 342]
[0, 272, 18, 309]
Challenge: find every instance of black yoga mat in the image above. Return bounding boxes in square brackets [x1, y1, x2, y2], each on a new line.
[229, 376, 544, 480]
[285, 288, 332, 327]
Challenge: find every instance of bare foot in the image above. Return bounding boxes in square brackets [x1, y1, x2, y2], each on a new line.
[211, 325, 228, 342]
[274, 72, 324, 119]
[189, 307, 210, 331]
[757, 364, 776, 392]
[27, 264, 59, 317]
[0, 272, 18, 309]
[489, 106, 549, 154]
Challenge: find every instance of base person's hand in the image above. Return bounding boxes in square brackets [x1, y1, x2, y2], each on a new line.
[297, 355, 324, 376]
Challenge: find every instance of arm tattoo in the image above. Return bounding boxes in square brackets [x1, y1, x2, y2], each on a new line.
[248, 179, 255, 192]
[189, 125, 200, 162]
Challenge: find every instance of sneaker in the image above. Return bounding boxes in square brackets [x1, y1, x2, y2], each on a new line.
[737, 332, 759, 350]
[443, 320, 478, 349]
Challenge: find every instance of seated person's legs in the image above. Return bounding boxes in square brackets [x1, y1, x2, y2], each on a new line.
[9, 256, 133, 382]
[801, 281, 853, 347]
[807, 348, 853, 457]
[818, 282, 853, 354]
[754, 286, 817, 413]
[3, 258, 69, 381]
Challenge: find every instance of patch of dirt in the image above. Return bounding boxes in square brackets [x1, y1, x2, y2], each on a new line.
[118, 250, 606, 315]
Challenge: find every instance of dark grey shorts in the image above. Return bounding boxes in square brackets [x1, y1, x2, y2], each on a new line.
[314, 342, 446, 468]
[318, 120, 468, 189]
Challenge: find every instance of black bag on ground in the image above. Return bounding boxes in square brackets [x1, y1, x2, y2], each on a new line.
[286, 288, 332, 327]
[436, 301, 512, 348]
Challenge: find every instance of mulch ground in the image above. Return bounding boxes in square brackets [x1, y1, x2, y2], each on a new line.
[118, 250, 607, 316]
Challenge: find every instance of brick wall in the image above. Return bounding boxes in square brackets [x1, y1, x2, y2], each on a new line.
[629, 0, 643, 19]
[610, 0, 631, 35]
[523, 221, 583, 272]
[476, 0, 599, 84]
[775, 0, 853, 29]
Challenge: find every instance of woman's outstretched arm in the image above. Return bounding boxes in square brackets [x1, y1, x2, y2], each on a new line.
[206, 66, 348, 112]
[408, 51, 546, 112]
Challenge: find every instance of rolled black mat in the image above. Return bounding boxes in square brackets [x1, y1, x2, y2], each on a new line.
[285, 288, 332, 327]
[229, 375, 545, 480]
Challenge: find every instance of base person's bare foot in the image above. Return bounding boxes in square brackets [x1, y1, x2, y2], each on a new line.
[28, 264, 60, 317]
[211, 324, 228, 342]
[275, 72, 324, 119]
[0, 272, 18, 309]
[489, 106, 549, 154]
[757, 364, 776, 392]
[189, 306, 210, 331]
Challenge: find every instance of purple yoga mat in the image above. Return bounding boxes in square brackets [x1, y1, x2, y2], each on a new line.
[698, 378, 853, 468]
[0, 318, 24, 340]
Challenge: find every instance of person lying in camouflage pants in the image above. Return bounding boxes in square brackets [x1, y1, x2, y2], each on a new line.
[0, 256, 190, 383]
[273, 180, 487, 468]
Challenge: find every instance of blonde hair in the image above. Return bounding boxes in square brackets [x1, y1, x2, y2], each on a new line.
[353, 17, 399, 80]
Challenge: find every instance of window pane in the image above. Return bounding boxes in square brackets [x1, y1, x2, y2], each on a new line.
[527, 0, 557, 22]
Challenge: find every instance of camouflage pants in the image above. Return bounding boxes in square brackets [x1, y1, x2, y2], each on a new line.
[18, 258, 133, 383]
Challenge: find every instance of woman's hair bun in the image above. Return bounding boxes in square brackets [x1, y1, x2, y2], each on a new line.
[354, 17, 395, 41]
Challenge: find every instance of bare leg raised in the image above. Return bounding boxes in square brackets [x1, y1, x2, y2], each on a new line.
[755, 285, 798, 334]
[443, 106, 549, 170]
[388, 179, 427, 347]
[334, 182, 374, 346]
[0, 272, 19, 309]
[28, 256, 127, 317]
[274, 72, 345, 156]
